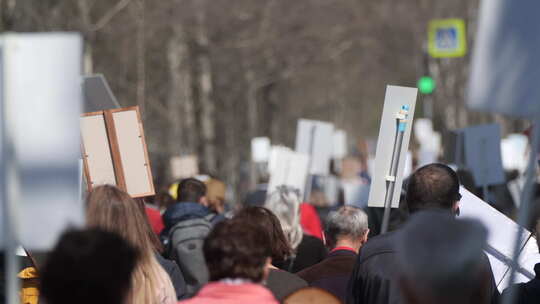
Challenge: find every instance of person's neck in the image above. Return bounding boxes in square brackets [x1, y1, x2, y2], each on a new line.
[333, 239, 360, 253]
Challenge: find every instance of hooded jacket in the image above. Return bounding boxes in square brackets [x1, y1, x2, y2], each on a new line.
[161, 202, 224, 237]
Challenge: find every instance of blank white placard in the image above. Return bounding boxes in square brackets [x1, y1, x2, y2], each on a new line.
[113, 110, 154, 196]
[80, 115, 117, 187]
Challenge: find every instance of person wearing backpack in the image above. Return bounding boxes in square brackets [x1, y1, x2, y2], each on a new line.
[161, 178, 224, 297]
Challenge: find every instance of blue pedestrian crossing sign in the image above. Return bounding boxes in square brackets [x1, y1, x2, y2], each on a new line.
[428, 19, 467, 58]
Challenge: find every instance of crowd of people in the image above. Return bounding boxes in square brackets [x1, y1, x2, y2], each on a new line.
[28, 163, 540, 304]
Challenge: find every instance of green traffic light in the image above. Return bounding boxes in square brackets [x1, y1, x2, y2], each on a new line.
[417, 76, 436, 94]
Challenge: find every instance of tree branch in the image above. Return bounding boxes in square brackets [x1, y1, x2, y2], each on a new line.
[90, 0, 133, 32]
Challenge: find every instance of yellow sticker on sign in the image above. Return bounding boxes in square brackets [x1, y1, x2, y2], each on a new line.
[428, 19, 467, 58]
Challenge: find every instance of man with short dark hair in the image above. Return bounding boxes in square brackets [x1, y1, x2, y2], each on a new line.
[40, 228, 138, 304]
[162, 177, 224, 296]
[346, 163, 499, 304]
[297, 206, 369, 302]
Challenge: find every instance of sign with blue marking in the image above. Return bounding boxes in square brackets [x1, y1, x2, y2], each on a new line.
[428, 19, 467, 58]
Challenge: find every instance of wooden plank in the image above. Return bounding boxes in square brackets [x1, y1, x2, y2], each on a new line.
[103, 110, 127, 191]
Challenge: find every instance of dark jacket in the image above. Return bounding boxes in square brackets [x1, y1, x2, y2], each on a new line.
[297, 248, 357, 303]
[274, 234, 327, 273]
[266, 268, 308, 301]
[155, 253, 188, 300]
[502, 263, 540, 304]
[162, 202, 223, 235]
[346, 231, 500, 304]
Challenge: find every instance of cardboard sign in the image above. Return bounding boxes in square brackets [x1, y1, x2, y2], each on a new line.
[332, 129, 347, 159]
[83, 74, 121, 113]
[501, 134, 529, 173]
[267, 146, 310, 197]
[368, 85, 418, 208]
[462, 124, 505, 187]
[1, 33, 84, 250]
[468, 1, 540, 118]
[81, 106, 154, 197]
[170, 155, 199, 180]
[251, 137, 271, 163]
[295, 119, 334, 175]
[459, 188, 539, 291]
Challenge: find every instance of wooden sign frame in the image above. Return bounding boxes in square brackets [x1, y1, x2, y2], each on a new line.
[81, 106, 155, 197]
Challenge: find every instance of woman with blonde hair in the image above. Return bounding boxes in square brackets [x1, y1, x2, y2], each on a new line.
[86, 185, 177, 304]
[264, 186, 327, 273]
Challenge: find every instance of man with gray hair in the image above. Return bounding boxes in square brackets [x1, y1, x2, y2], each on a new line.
[297, 206, 369, 302]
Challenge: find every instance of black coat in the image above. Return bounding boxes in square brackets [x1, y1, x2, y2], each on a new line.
[297, 249, 357, 303]
[156, 253, 188, 300]
[346, 231, 500, 304]
[266, 269, 308, 301]
[502, 263, 540, 304]
[274, 234, 327, 273]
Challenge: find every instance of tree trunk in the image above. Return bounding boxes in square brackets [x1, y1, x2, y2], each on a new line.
[195, 6, 217, 174]
[136, 0, 146, 116]
[166, 23, 196, 180]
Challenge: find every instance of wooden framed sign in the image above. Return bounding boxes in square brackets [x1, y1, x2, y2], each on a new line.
[80, 106, 155, 197]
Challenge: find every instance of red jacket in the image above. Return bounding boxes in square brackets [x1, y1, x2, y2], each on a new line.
[145, 206, 164, 235]
[300, 203, 323, 240]
[179, 282, 278, 304]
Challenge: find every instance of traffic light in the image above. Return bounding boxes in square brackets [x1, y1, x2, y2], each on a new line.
[417, 76, 435, 95]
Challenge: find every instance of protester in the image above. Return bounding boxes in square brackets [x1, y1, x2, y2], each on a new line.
[161, 177, 224, 295]
[244, 175, 269, 207]
[396, 211, 490, 304]
[299, 202, 324, 240]
[145, 195, 166, 235]
[234, 206, 308, 300]
[501, 215, 540, 303]
[86, 185, 177, 304]
[204, 177, 227, 214]
[133, 197, 188, 300]
[297, 206, 369, 302]
[265, 185, 327, 273]
[180, 219, 278, 303]
[40, 228, 138, 304]
[346, 163, 500, 304]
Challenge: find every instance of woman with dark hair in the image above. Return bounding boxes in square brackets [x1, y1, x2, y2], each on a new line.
[234, 206, 308, 301]
[180, 219, 278, 303]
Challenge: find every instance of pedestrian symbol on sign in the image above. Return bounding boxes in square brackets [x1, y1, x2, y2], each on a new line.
[436, 28, 457, 50]
[428, 19, 467, 58]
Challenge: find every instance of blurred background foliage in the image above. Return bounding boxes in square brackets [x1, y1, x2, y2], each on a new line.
[1, 0, 525, 200]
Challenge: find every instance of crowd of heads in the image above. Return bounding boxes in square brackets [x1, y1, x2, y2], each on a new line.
[36, 162, 539, 304]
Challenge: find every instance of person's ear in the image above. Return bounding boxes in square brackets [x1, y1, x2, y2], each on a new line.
[362, 229, 370, 244]
[452, 201, 460, 216]
[199, 196, 209, 207]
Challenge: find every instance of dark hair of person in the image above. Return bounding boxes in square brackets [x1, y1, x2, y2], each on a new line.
[40, 228, 138, 304]
[204, 219, 271, 282]
[406, 163, 461, 213]
[234, 206, 292, 261]
[177, 178, 206, 203]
